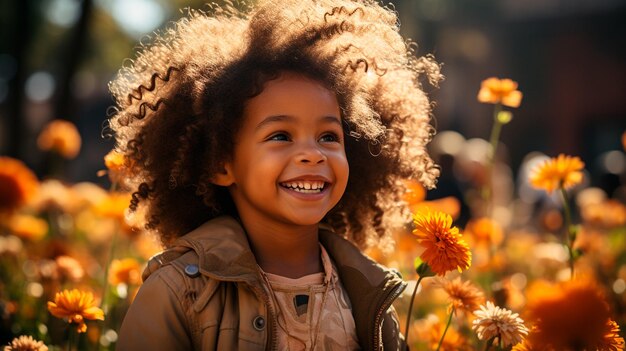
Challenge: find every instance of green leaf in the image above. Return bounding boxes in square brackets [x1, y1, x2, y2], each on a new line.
[416, 261, 436, 278]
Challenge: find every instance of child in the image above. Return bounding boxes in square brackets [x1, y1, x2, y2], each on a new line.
[110, 0, 441, 349]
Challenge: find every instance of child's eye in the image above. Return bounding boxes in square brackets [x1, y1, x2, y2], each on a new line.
[268, 132, 290, 141]
[319, 132, 341, 143]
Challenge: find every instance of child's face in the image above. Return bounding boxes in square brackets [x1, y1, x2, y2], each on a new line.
[218, 72, 349, 229]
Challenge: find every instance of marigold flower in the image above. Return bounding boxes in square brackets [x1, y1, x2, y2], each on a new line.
[427, 320, 472, 351]
[7, 214, 48, 241]
[4, 335, 48, 351]
[477, 77, 523, 108]
[529, 154, 585, 194]
[412, 210, 471, 276]
[55, 255, 85, 282]
[108, 258, 142, 286]
[37, 119, 81, 159]
[102, 150, 132, 185]
[435, 277, 485, 314]
[511, 333, 546, 351]
[403, 179, 426, 205]
[93, 192, 132, 221]
[581, 199, 626, 228]
[464, 217, 504, 247]
[47, 289, 104, 333]
[596, 319, 625, 351]
[525, 279, 613, 350]
[472, 301, 529, 347]
[0, 157, 39, 215]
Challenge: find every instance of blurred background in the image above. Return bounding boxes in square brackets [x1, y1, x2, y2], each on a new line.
[1, 0, 626, 206]
[2, 1, 626, 348]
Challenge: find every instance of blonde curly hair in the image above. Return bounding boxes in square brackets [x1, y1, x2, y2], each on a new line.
[107, 0, 442, 250]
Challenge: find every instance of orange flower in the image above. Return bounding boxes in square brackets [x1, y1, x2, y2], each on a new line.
[529, 154, 585, 194]
[477, 77, 523, 108]
[55, 255, 85, 282]
[412, 210, 471, 276]
[102, 150, 132, 185]
[581, 199, 626, 228]
[426, 320, 471, 351]
[108, 258, 142, 286]
[47, 289, 104, 333]
[7, 214, 48, 241]
[525, 279, 614, 350]
[596, 319, 625, 351]
[93, 192, 132, 221]
[511, 330, 549, 351]
[4, 335, 48, 351]
[435, 277, 485, 314]
[464, 217, 504, 247]
[0, 157, 39, 215]
[403, 179, 426, 205]
[37, 119, 81, 159]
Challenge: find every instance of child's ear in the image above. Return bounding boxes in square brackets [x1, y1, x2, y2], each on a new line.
[210, 163, 235, 186]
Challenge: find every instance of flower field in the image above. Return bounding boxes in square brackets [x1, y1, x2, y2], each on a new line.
[1, 78, 625, 350]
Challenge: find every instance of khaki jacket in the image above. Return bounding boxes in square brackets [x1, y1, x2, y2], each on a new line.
[117, 216, 407, 350]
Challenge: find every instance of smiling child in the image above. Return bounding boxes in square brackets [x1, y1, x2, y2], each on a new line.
[110, 0, 441, 350]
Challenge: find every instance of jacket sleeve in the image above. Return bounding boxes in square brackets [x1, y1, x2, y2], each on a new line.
[116, 268, 192, 351]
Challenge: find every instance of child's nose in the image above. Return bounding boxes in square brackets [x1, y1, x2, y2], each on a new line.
[295, 143, 326, 164]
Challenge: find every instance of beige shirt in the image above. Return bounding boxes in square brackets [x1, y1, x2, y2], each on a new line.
[261, 245, 360, 350]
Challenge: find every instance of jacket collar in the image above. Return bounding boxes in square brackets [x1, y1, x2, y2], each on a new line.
[164, 215, 406, 347]
[170, 216, 401, 287]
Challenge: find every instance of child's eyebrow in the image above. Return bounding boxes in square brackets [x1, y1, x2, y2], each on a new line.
[255, 115, 341, 131]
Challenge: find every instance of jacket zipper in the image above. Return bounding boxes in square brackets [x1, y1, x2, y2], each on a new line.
[371, 280, 407, 350]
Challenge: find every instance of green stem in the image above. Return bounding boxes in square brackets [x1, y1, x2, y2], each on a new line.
[559, 186, 576, 279]
[483, 104, 503, 215]
[67, 327, 74, 351]
[484, 336, 496, 351]
[404, 275, 424, 346]
[435, 306, 455, 351]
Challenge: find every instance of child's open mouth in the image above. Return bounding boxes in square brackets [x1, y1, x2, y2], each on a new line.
[279, 180, 327, 194]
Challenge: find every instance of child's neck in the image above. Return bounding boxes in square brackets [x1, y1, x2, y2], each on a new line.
[240, 218, 322, 279]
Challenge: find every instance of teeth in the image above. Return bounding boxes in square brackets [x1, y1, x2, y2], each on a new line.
[281, 180, 326, 193]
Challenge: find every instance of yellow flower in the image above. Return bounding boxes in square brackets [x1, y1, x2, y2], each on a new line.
[525, 279, 613, 350]
[477, 77, 523, 108]
[0, 157, 39, 215]
[529, 154, 585, 194]
[7, 214, 48, 241]
[4, 335, 48, 351]
[108, 258, 142, 286]
[435, 277, 485, 314]
[472, 301, 529, 347]
[412, 210, 471, 276]
[47, 289, 104, 333]
[37, 119, 81, 159]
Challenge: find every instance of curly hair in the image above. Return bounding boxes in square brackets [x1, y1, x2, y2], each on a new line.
[108, 0, 442, 250]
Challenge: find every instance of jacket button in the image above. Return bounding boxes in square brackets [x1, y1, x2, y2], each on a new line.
[184, 264, 200, 278]
[252, 316, 265, 331]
